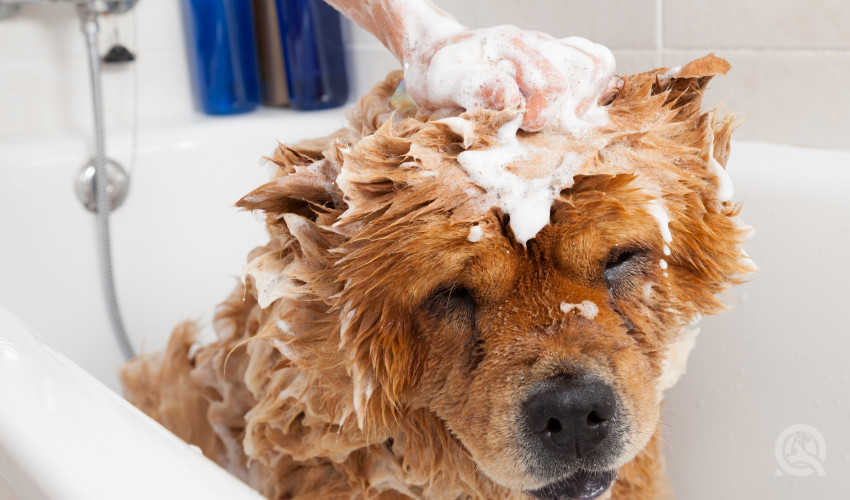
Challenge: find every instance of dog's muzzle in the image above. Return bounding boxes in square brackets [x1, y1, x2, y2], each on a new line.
[521, 375, 621, 498]
[526, 469, 617, 500]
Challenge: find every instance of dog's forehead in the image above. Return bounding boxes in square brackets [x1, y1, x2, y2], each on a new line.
[407, 122, 684, 252]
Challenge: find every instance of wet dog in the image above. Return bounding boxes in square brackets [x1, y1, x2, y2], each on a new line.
[123, 54, 753, 499]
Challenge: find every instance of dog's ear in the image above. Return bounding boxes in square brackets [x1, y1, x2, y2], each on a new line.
[236, 141, 346, 226]
[613, 53, 730, 118]
[652, 53, 730, 113]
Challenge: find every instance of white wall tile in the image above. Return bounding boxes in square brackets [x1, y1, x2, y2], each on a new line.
[0, 3, 82, 63]
[0, 58, 91, 137]
[134, 0, 187, 56]
[0, 1, 194, 138]
[0, 1, 848, 151]
[430, 0, 479, 28]
[134, 52, 197, 122]
[0, 52, 197, 138]
[0, 1, 186, 62]
[470, 0, 658, 49]
[664, 50, 850, 150]
[346, 45, 402, 99]
[664, 0, 850, 50]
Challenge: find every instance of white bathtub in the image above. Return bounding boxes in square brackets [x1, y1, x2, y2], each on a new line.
[1, 110, 848, 499]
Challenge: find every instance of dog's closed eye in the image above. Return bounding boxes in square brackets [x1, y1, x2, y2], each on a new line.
[603, 248, 648, 298]
[422, 285, 484, 371]
[426, 286, 477, 325]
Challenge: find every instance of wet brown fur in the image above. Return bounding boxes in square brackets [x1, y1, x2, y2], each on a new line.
[122, 54, 752, 499]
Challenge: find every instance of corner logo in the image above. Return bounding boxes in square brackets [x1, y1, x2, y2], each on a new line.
[775, 424, 826, 477]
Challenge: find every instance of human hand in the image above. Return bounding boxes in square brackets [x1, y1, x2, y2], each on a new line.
[402, 25, 616, 132]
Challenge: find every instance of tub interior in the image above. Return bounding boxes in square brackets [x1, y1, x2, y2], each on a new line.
[1, 113, 849, 498]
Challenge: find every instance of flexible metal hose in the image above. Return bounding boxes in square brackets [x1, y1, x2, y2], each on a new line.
[79, 2, 135, 361]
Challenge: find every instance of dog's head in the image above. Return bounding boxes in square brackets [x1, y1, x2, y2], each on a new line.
[238, 54, 753, 498]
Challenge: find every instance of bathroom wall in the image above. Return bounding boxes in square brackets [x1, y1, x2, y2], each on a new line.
[0, 2, 193, 140]
[0, 0, 847, 150]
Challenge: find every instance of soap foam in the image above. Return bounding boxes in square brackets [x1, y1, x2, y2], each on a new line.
[560, 300, 599, 320]
[397, 10, 619, 245]
[277, 319, 293, 336]
[395, 0, 617, 135]
[453, 115, 588, 245]
[646, 200, 673, 244]
[468, 224, 483, 242]
[415, 27, 616, 136]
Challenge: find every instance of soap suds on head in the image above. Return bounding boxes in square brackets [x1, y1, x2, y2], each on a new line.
[272, 338, 303, 362]
[661, 65, 682, 81]
[560, 300, 599, 320]
[468, 224, 483, 242]
[277, 319, 294, 336]
[439, 116, 477, 148]
[452, 115, 588, 245]
[407, 24, 617, 246]
[646, 200, 673, 244]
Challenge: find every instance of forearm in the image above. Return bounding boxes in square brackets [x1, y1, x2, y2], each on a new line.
[323, 0, 463, 62]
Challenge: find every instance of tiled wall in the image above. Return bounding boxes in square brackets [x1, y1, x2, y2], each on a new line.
[0, 1, 847, 150]
[0, 2, 194, 139]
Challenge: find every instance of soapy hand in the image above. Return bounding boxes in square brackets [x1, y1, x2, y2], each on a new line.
[323, 0, 616, 132]
[404, 25, 613, 131]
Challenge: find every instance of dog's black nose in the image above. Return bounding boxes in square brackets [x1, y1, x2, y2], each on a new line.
[523, 377, 616, 460]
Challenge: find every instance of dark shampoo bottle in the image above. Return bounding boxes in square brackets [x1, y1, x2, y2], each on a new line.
[183, 0, 261, 115]
[274, 0, 349, 110]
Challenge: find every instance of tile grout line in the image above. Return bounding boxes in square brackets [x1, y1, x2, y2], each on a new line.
[655, 0, 664, 67]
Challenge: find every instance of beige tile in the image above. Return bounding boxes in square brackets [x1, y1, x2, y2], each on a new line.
[611, 50, 661, 76]
[664, 50, 850, 151]
[0, 2, 182, 63]
[346, 1, 478, 47]
[0, 49, 197, 138]
[663, 0, 850, 50]
[430, 0, 480, 27]
[471, 0, 657, 49]
[0, 3, 82, 63]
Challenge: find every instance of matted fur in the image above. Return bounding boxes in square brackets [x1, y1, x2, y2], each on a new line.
[123, 54, 753, 499]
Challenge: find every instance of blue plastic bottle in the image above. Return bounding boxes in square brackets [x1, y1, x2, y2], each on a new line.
[274, 0, 349, 110]
[183, 0, 261, 115]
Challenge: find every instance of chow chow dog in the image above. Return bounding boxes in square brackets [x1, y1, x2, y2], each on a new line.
[123, 54, 753, 499]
